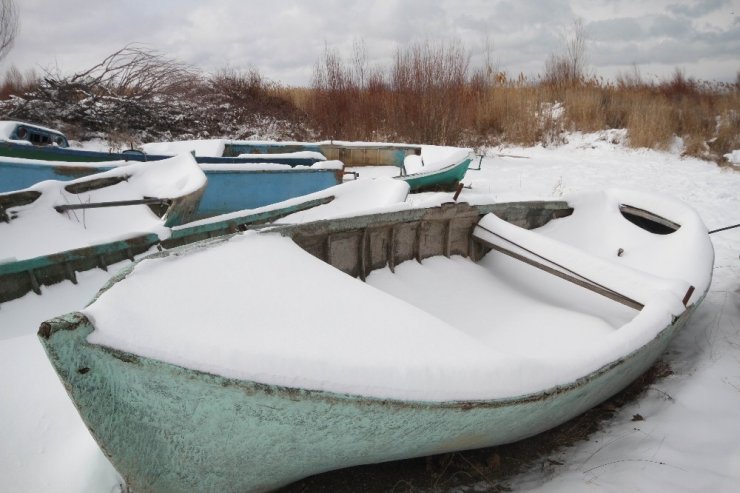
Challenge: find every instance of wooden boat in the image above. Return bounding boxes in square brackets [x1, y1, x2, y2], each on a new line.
[38, 189, 713, 492]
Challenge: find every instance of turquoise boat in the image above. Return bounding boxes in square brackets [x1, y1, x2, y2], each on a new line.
[217, 140, 473, 192]
[0, 122, 469, 196]
[39, 190, 712, 492]
[0, 154, 207, 303]
[0, 156, 343, 219]
[0, 190, 335, 304]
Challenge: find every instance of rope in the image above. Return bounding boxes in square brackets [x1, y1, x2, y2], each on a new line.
[709, 223, 740, 234]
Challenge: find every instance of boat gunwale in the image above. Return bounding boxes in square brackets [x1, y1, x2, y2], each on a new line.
[38, 294, 699, 410]
[38, 198, 705, 408]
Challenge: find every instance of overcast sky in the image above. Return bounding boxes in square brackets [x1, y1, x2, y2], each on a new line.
[3, 0, 738, 85]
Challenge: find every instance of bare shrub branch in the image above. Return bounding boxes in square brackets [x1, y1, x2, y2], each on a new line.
[0, 0, 18, 62]
[544, 18, 588, 92]
[68, 44, 200, 97]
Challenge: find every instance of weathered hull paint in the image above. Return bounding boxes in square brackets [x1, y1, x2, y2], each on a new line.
[0, 234, 159, 303]
[224, 142, 418, 168]
[37, 201, 706, 492]
[0, 141, 323, 166]
[0, 160, 341, 219]
[224, 142, 472, 191]
[192, 168, 340, 220]
[0, 195, 334, 304]
[38, 303, 697, 493]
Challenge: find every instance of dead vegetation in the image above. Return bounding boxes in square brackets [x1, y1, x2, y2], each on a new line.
[0, 42, 737, 163]
[300, 39, 739, 163]
[0, 45, 309, 143]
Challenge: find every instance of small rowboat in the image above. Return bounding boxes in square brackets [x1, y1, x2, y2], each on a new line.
[0, 154, 205, 303]
[39, 189, 713, 492]
[144, 139, 474, 192]
[0, 121, 325, 167]
[0, 176, 409, 305]
[0, 123, 344, 215]
[0, 122, 468, 195]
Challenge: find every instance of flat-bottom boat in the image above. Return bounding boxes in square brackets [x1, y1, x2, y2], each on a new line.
[39, 189, 713, 492]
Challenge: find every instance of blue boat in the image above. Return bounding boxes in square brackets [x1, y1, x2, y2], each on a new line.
[222, 140, 472, 192]
[0, 153, 207, 303]
[0, 121, 324, 166]
[0, 154, 344, 303]
[1, 122, 471, 193]
[0, 156, 343, 219]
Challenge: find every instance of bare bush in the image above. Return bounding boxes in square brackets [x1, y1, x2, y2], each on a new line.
[544, 18, 588, 94]
[0, 64, 38, 99]
[306, 38, 474, 144]
[0, 45, 307, 142]
[391, 39, 472, 144]
[309, 44, 362, 139]
[202, 67, 307, 139]
[65, 44, 200, 97]
[0, 0, 18, 62]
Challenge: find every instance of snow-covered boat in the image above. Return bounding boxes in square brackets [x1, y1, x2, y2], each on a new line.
[0, 154, 206, 302]
[0, 123, 344, 217]
[0, 176, 410, 304]
[0, 121, 325, 168]
[143, 138, 474, 192]
[39, 189, 712, 492]
[0, 122, 469, 195]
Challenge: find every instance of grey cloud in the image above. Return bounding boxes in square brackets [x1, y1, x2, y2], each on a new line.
[587, 17, 645, 42]
[647, 15, 693, 39]
[3, 0, 738, 84]
[666, 0, 729, 18]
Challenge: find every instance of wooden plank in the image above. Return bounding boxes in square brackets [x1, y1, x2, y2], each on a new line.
[474, 236, 644, 311]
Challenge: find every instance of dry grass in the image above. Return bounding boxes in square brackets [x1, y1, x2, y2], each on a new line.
[300, 44, 738, 161]
[1, 44, 737, 162]
[305, 40, 476, 144]
[475, 82, 558, 146]
[0, 65, 39, 100]
[624, 91, 675, 150]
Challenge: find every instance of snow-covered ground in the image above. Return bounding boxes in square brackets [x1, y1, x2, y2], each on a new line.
[1, 130, 738, 492]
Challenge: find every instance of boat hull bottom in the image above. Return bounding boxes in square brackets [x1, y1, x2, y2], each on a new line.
[39, 296, 696, 492]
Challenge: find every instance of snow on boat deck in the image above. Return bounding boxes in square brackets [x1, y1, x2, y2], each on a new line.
[1, 130, 737, 493]
[83, 189, 712, 402]
[0, 154, 205, 262]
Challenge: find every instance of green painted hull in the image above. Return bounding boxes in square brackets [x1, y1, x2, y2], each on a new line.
[37, 201, 705, 492]
[39, 305, 696, 493]
[0, 196, 332, 304]
[224, 141, 473, 192]
[400, 155, 472, 192]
